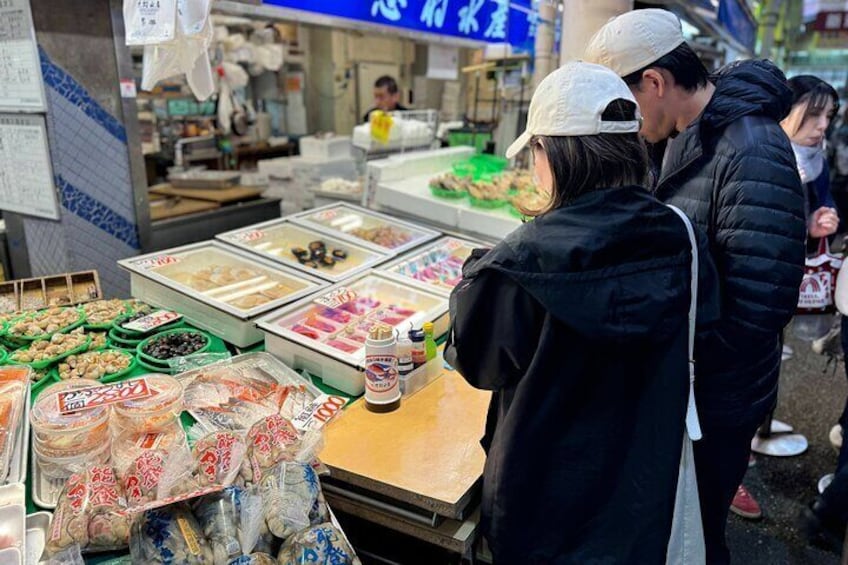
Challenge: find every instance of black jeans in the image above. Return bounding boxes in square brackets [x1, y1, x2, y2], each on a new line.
[694, 421, 761, 565]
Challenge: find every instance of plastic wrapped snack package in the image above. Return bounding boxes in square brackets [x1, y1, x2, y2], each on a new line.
[191, 485, 263, 564]
[173, 431, 247, 496]
[258, 462, 328, 540]
[277, 523, 360, 565]
[228, 553, 277, 565]
[130, 503, 214, 564]
[47, 466, 131, 556]
[239, 416, 301, 486]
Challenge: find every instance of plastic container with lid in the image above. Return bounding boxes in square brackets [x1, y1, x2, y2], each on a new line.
[111, 424, 188, 478]
[33, 437, 110, 479]
[30, 379, 111, 452]
[112, 374, 184, 434]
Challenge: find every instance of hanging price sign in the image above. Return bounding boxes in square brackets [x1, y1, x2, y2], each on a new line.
[370, 111, 394, 145]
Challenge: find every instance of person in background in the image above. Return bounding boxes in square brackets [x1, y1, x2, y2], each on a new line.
[585, 9, 807, 565]
[781, 75, 841, 242]
[362, 75, 407, 123]
[445, 61, 719, 564]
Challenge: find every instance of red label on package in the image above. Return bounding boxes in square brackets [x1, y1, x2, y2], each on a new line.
[134, 255, 179, 270]
[314, 287, 357, 309]
[198, 433, 238, 484]
[228, 229, 265, 243]
[57, 378, 152, 415]
[292, 394, 348, 432]
[312, 209, 339, 222]
[123, 310, 182, 333]
[124, 451, 166, 505]
[136, 433, 165, 450]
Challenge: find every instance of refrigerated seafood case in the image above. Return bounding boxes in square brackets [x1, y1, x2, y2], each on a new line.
[119, 241, 327, 347]
[258, 271, 448, 395]
[216, 218, 392, 283]
[379, 235, 490, 297]
[289, 203, 440, 256]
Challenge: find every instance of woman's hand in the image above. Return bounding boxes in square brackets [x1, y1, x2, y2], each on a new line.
[809, 206, 840, 238]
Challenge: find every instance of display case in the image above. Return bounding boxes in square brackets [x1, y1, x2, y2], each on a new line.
[216, 219, 391, 283]
[258, 272, 448, 395]
[118, 242, 326, 347]
[289, 203, 440, 256]
[379, 236, 487, 296]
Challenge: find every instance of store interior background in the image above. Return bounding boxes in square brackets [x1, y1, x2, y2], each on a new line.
[0, 0, 842, 297]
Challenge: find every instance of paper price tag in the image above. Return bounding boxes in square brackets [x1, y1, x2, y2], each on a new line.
[314, 287, 357, 309]
[57, 378, 152, 415]
[123, 310, 182, 333]
[312, 209, 339, 223]
[370, 111, 394, 145]
[227, 229, 265, 243]
[125, 0, 177, 45]
[291, 394, 348, 432]
[133, 255, 179, 270]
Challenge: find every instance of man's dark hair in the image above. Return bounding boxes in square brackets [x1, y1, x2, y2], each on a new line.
[374, 75, 399, 94]
[524, 99, 649, 216]
[622, 43, 710, 93]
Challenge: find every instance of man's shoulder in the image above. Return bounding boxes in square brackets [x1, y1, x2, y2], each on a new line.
[712, 114, 790, 156]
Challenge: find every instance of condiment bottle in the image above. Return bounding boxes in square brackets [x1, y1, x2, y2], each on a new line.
[409, 328, 426, 368]
[397, 332, 413, 378]
[423, 322, 437, 362]
[365, 323, 401, 413]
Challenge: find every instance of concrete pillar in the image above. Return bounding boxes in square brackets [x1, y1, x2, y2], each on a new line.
[560, 0, 633, 64]
[532, 1, 559, 88]
[5, 0, 149, 297]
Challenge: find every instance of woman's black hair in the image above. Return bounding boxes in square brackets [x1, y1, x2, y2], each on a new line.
[788, 75, 840, 120]
[524, 99, 649, 216]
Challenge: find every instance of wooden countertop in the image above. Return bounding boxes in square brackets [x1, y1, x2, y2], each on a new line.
[319, 370, 490, 519]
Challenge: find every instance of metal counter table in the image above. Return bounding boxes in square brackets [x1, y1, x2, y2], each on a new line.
[318, 369, 491, 560]
[147, 197, 281, 251]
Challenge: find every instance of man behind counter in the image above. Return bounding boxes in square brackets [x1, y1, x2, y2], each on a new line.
[363, 75, 408, 123]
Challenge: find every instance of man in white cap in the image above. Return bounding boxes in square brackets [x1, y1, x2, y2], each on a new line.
[586, 9, 807, 565]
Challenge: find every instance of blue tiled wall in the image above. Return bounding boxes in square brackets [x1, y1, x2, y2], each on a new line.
[17, 48, 140, 298]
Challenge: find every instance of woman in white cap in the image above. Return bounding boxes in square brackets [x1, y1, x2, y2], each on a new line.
[445, 61, 719, 564]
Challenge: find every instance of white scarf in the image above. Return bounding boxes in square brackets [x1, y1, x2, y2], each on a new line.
[793, 142, 825, 184]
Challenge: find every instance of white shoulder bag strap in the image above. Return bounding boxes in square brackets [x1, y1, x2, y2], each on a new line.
[665, 204, 706, 565]
[667, 205, 702, 441]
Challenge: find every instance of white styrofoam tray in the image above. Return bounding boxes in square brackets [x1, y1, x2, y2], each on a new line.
[257, 271, 448, 396]
[119, 241, 327, 347]
[0, 483, 26, 563]
[26, 511, 50, 565]
[216, 219, 392, 284]
[379, 235, 489, 297]
[288, 202, 441, 256]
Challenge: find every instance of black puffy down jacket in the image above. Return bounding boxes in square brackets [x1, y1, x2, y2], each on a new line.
[655, 59, 807, 430]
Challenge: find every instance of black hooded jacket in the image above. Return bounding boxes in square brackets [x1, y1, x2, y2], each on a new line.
[445, 186, 720, 564]
[655, 60, 806, 430]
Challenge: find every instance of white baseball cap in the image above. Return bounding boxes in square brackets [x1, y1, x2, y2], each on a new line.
[505, 61, 641, 159]
[584, 9, 686, 78]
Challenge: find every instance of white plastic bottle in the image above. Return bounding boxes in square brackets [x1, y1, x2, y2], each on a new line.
[364, 323, 401, 412]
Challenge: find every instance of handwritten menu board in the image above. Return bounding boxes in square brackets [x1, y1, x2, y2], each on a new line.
[0, 0, 45, 112]
[0, 114, 59, 219]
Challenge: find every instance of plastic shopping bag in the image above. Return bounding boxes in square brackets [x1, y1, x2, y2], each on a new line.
[124, 0, 177, 45]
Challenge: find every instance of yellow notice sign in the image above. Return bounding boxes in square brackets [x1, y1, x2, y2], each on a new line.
[370, 110, 394, 145]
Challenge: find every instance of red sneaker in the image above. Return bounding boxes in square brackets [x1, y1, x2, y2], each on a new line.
[730, 485, 762, 520]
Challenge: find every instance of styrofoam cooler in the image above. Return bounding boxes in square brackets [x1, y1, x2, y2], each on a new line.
[299, 135, 353, 160]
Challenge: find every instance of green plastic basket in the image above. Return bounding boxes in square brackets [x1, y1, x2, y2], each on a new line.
[8, 335, 92, 370]
[29, 370, 58, 396]
[4, 308, 86, 342]
[135, 356, 176, 375]
[468, 196, 507, 209]
[136, 328, 212, 366]
[51, 349, 137, 384]
[429, 185, 467, 199]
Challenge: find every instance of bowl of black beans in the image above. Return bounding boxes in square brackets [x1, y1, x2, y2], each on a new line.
[137, 329, 211, 365]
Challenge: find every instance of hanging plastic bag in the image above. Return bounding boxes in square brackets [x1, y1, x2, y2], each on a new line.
[124, 0, 177, 45]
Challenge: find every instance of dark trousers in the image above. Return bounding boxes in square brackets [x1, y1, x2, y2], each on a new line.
[694, 421, 761, 565]
[818, 315, 848, 526]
